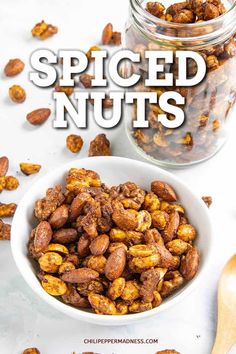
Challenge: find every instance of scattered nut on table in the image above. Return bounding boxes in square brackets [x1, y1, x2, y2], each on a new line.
[0, 176, 19, 192]
[102, 23, 121, 46]
[202, 196, 212, 208]
[86, 46, 102, 62]
[4, 58, 25, 77]
[31, 20, 58, 39]
[9, 85, 26, 103]
[102, 23, 113, 44]
[22, 348, 40, 354]
[66, 134, 84, 153]
[28, 168, 199, 315]
[0, 203, 17, 218]
[26, 108, 51, 125]
[20, 163, 42, 176]
[88, 134, 111, 157]
[0, 156, 9, 177]
[0, 219, 11, 240]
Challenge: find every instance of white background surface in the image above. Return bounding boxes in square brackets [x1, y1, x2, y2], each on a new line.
[0, 0, 236, 353]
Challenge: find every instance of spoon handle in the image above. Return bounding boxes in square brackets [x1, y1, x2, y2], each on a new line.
[211, 333, 235, 354]
[212, 255, 236, 354]
[211, 308, 236, 354]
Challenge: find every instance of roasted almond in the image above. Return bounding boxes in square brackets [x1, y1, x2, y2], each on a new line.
[112, 201, 138, 231]
[102, 23, 113, 45]
[180, 246, 200, 280]
[105, 246, 126, 281]
[69, 192, 92, 221]
[52, 228, 78, 244]
[89, 234, 110, 255]
[26, 108, 51, 125]
[155, 244, 177, 269]
[77, 234, 91, 257]
[61, 267, 99, 283]
[0, 156, 9, 177]
[4, 58, 25, 76]
[151, 181, 177, 202]
[34, 221, 53, 252]
[49, 204, 69, 229]
[163, 210, 180, 243]
[140, 268, 161, 302]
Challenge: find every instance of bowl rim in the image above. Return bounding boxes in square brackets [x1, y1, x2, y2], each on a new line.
[11, 156, 213, 325]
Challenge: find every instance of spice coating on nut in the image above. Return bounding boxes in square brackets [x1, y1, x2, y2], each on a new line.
[66, 135, 84, 153]
[89, 134, 112, 157]
[9, 85, 26, 103]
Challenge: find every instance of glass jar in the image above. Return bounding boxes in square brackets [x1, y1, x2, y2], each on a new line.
[125, 0, 236, 167]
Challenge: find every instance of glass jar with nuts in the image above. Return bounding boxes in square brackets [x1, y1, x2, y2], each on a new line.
[125, 0, 236, 167]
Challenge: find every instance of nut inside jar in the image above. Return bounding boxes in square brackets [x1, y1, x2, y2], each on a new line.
[126, 0, 236, 167]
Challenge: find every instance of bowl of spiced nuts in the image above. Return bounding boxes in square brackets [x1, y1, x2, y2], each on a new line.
[11, 157, 212, 325]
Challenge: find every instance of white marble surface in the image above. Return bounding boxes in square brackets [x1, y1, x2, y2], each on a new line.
[1, 0, 236, 353]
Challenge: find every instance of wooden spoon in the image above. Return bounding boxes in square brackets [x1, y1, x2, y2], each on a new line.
[212, 255, 236, 354]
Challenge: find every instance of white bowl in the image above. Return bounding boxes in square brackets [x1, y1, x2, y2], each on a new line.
[11, 156, 213, 326]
